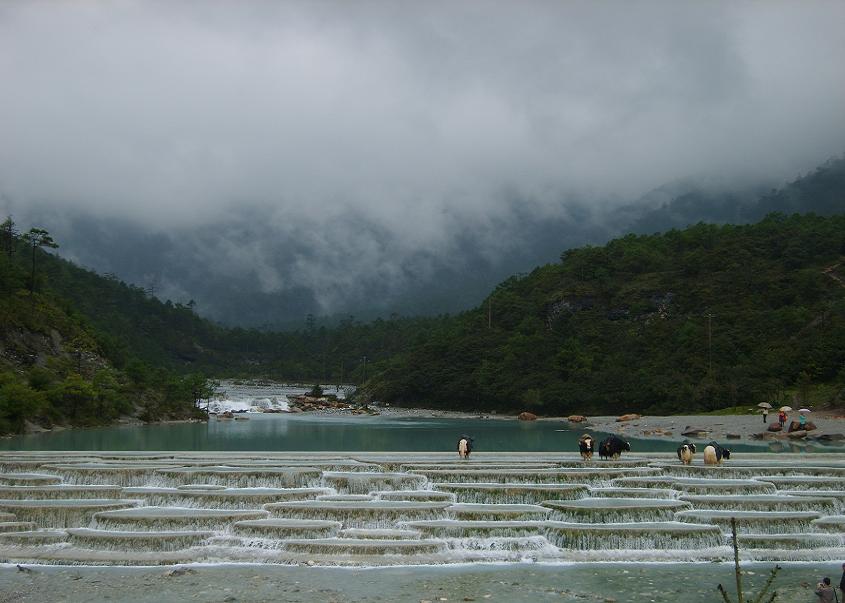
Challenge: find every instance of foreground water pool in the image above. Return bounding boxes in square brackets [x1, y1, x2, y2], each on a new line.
[0, 413, 780, 452]
[0, 562, 839, 603]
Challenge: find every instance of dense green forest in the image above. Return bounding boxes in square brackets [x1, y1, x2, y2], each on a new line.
[29, 244, 443, 383]
[7, 211, 843, 432]
[2, 159, 844, 434]
[366, 213, 845, 414]
[0, 217, 442, 434]
[0, 220, 213, 434]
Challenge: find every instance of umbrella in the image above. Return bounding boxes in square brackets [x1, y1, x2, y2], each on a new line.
[757, 402, 772, 409]
[779, 406, 793, 412]
[798, 408, 811, 413]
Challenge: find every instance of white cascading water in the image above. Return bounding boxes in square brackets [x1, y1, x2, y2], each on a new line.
[0, 451, 843, 565]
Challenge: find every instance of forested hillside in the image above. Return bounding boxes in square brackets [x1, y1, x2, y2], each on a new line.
[3, 210, 844, 432]
[366, 213, 845, 415]
[0, 222, 212, 434]
[0, 219, 442, 435]
[37, 247, 443, 382]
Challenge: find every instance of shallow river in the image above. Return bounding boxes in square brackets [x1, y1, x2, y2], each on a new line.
[0, 413, 774, 453]
[0, 562, 838, 603]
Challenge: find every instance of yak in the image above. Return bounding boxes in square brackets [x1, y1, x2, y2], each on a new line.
[457, 435, 474, 459]
[703, 441, 731, 465]
[598, 435, 631, 460]
[578, 434, 594, 461]
[676, 440, 697, 465]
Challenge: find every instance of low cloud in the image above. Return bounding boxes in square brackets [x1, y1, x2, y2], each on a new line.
[1, 1, 843, 319]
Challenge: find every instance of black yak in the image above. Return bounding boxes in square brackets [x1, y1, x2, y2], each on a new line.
[598, 435, 630, 460]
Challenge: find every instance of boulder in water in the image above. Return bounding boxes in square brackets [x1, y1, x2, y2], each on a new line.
[681, 427, 709, 437]
[812, 433, 845, 442]
[518, 412, 538, 421]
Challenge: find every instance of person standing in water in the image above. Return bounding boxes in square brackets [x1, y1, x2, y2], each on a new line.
[814, 577, 835, 603]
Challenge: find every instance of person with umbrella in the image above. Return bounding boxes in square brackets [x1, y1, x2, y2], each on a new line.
[799, 408, 811, 430]
[779, 406, 792, 429]
[758, 402, 771, 424]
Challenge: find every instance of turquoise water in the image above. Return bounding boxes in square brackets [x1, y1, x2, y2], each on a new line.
[0, 414, 775, 452]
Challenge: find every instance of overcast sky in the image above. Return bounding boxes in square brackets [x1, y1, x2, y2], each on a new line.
[1, 1, 844, 316]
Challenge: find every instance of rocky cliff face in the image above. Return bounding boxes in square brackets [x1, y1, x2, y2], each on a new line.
[0, 319, 108, 378]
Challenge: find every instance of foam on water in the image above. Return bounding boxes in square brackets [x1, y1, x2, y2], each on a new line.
[675, 510, 822, 533]
[544, 521, 724, 550]
[543, 498, 691, 523]
[435, 483, 589, 504]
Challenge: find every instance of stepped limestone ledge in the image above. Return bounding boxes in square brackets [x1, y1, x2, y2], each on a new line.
[0, 451, 843, 566]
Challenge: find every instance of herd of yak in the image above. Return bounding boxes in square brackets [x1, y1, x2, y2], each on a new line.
[456, 433, 731, 464]
[577, 434, 731, 464]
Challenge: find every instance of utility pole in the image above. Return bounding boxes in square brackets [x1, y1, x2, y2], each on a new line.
[487, 298, 492, 329]
[704, 312, 715, 376]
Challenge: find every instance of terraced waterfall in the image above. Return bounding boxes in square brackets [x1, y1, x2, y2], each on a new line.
[0, 451, 843, 566]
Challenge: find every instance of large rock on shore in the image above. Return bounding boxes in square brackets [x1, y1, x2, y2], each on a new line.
[568, 415, 587, 423]
[788, 420, 817, 432]
[518, 412, 538, 421]
[616, 414, 640, 422]
[767, 423, 782, 432]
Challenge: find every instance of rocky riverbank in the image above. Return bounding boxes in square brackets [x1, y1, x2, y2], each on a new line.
[580, 411, 845, 447]
[368, 407, 845, 447]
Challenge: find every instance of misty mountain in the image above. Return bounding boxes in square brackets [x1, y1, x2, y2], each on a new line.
[9, 155, 843, 328]
[21, 201, 616, 329]
[626, 156, 845, 234]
